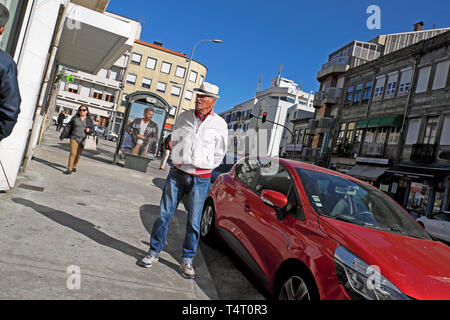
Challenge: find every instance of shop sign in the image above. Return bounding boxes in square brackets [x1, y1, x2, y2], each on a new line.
[356, 157, 389, 165]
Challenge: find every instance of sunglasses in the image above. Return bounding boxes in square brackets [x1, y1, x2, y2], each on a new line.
[79, 109, 87, 112]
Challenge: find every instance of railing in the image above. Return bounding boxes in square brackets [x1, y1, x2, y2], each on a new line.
[321, 56, 350, 70]
[411, 144, 437, 164]
[317, 117, 335, 129]
[313, 87, 343, 107]
[365, 143, 385, 157]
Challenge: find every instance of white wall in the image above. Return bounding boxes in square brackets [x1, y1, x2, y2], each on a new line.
[0, 0, 62, 190]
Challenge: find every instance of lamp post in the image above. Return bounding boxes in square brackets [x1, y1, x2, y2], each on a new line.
[174, 39, 223, 120]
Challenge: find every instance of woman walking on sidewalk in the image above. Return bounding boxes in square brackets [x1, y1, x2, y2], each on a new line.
[59, 105, 95, 175]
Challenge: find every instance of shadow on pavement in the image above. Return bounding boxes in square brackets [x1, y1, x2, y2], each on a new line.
[49, 143, 117, 166]
[151, 178, 166, 190]
[32, 156, 66, 173]
[12, 198, 147, 263]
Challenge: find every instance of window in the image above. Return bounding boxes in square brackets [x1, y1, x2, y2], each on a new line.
[121, 94, 128, 106]
[376, 127, 388, 144]
[200, 75, 204, 85]
[355, 129, 364, 144]
[161, 62, 172, 74]
[126, 73, 137, 85]
[142, 77, 152, 89]
[440, 115, 450, 145]
[236, 159, 260, 188]
[146, 57, 157, 70]
[104, 93, 115, 103]
[156, 82, 167, 93]
[175, 66, 186, 78]
[388, 127, 401, 145]
[353, 84, 364, 103]
[346, 123, 355, 143]
[185, 90, 193, 101]
[432, 60, 450, 90]
[364, 128, 376, 144]
[68, 84, 79, 94]
[362, 81, 373, 101]
[423, 117, 439, 145]
[385, 73, 398, 97]
[171, 86, 181, 96]
[93, 90, 103, 100]
[131, 53, 142, 65]
[255, 163, 291, 196]
[398, 69, 413, 94]
[189, 70, 198, 83]
[405, 118, 422, 145]
[373, 77, 385, 99]
[415, 66, 431, 93]
[346, 86, 353, 102]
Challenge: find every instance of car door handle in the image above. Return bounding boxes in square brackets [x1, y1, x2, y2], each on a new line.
[244, 204, 251, 213]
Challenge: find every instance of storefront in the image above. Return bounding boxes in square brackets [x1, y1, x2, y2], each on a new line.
[384, 166, 450, 218]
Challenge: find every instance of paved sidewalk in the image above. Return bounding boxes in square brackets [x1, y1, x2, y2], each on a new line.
[0, 129, 218, 299]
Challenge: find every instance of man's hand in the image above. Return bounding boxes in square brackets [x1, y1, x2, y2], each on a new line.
[60, 139, 64, 143]
[137, 134, 145, 140]
[85, 128, 90, 133]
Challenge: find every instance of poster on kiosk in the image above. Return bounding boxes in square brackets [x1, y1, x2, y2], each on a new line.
[118, 92, 169, 160]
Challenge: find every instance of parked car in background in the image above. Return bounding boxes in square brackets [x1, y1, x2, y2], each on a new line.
[201, 157, 450, 300]
[417, 211, 450, 244]
[94, 125, 106, 137]
[106, 131, 119, 142]
[52, 115, 72, 126]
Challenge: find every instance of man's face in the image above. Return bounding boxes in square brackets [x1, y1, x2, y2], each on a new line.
[195, 95, 216, 115]
[144, 110, 154, 121]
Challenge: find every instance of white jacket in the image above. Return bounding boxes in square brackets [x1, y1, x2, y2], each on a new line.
[171, 110, 228, 175]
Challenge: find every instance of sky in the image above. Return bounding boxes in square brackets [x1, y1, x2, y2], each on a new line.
[108, 0, 450, 114]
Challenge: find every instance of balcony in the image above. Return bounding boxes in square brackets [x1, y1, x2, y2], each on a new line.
[316, 117, 335, 134]
[313, 88, 343, 107]
[317, 57, 350, 81]
[411, 144, 437, 164]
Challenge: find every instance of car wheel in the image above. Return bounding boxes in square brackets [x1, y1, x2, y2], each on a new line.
[276, 267, 318, 301]
[200, 201, 216, 242]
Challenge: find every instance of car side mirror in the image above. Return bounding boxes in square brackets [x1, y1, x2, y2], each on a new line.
[261, 190, 288, 222]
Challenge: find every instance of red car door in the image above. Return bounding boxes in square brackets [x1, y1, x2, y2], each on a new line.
[237, 161, 304, 285]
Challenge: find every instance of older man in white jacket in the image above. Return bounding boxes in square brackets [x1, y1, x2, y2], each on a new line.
[141, 82, 228, 279]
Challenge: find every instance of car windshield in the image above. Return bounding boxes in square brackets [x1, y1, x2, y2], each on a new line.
[295, 168, 431, 240]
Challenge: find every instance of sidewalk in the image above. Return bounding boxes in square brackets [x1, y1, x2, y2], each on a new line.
[0, 129, 218, 299]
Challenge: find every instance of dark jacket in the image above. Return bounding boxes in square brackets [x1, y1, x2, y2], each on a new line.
[60, 116, 95, 143]
[57, 113, 66, 124]
[126, 118, 159, 147]
[0, 50, 22, 141]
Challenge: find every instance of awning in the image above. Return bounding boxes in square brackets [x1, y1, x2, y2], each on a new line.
[56, 3, 139, 74]
[380, 115, 403, 128]
[385, 166, 449, 179]
[357, 120, 369, 129]
[347, 165, 389, 181]
[367, 119, 381, 128]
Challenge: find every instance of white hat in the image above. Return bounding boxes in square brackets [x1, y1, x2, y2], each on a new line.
[193, 82, 220, 99]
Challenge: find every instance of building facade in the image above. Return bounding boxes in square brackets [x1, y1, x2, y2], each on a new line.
[0, 0, 139, 191]
[221, 76, 314, 157]
[330, 30, 450, 218]
[118, 40, 208, 135]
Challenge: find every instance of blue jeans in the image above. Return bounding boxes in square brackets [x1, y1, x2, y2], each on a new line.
[149, 167, 211, 265]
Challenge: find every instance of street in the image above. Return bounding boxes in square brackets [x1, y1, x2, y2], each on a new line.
[0, 126, 265, 300]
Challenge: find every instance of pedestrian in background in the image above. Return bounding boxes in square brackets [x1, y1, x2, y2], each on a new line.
[140, 82, 228, 280]
[56, 111, 65, 132]
[159, 134, 172, 171]
[0, 3, 21, 143]
[59, 105, 94, 175]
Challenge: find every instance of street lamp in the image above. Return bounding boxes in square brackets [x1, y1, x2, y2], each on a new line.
[174, 39, 223, 120]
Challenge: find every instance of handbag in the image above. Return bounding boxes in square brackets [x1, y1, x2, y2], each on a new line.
[84, 135, 97, 151]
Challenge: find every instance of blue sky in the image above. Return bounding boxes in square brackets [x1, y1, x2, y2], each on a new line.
[108, 0, 450, 114]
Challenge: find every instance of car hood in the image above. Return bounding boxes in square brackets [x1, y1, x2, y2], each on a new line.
[319, 216, 450, 300]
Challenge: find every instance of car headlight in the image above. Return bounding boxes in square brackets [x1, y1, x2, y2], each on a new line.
[334, 246, 410, 300]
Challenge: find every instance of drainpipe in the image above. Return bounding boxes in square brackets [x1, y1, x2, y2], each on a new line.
[22, 1, 70, 171]
[394, 54, 421, 168]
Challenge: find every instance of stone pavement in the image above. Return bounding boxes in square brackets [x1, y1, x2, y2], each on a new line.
[0, 129, 218, 300]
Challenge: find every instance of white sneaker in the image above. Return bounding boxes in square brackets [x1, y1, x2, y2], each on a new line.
[140, 255, 159, 268]
[180, 263, 195, 279]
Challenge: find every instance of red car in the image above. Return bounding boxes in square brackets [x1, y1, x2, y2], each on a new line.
[201, 157, 450, 300]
